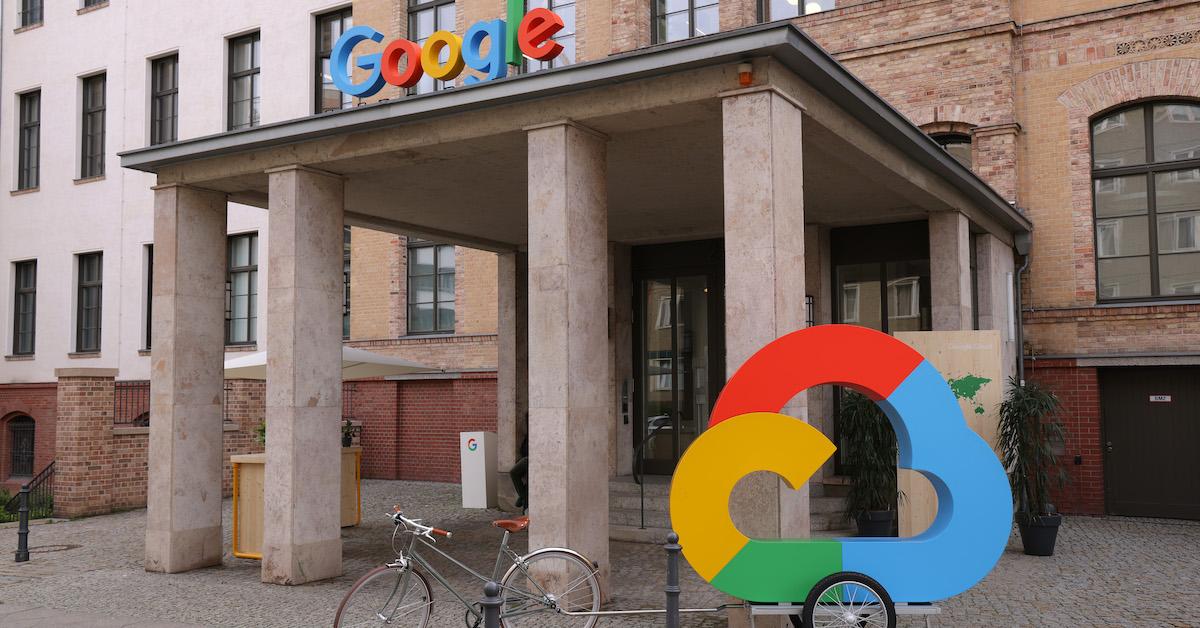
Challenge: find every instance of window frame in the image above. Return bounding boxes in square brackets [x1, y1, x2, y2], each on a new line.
[406, 240, 456, 335]
[759, 0, 835, 22]
[17, 90, 40, 190]
[316, 7, 354, 114]
[150, 55, 179, 145]
[144, 244, 154, 351]
[931, 132, 972, 169]
[407, 0, 457, 95]
[76, 252, 103, 353]
[12, 260, 36, 356]
[19, 0, 43, 27]
[228, 32, 262, 131]
[8, 416, 35, 477]
[651, 0, 719, 45]
[524, 0, 576, 71]
[1091, 101, 1200, 302]
[225, 232, 259, 346]
[343, 226, 351, 339]
[80, 73, 106, 179]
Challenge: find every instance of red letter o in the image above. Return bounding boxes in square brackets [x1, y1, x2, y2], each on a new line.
[381, 38, 424, 88]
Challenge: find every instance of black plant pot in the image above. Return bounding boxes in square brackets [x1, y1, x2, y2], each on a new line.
[1017, 513, 1062, 556]
[342, 434, 353, 447]
[856, 510, 897, 537]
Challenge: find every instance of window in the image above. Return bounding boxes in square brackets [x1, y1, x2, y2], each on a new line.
[887, 276, 920, 319]
[409, 0, 456, 94]
[840, 283, 860, 323]
[933, 133, 972, 169]
[83, 0, 106, 6]
[343, 227, 351, 339]
[228, 33, 261, 130]
[12, 261, 36, 356]
[407, 241, 455, 333]
[226, 233, 258, 345]
[17, 91, 40, 190]
[150, 55, 178, 145]
[317, 8, 354, 113]
[1092, 102, 1200, 300]
[654, 295, 672, 329]
[76, 252, 103, 353]
[81, 74, 106, 178]
[19, 0, 42, 27]
[526, 0, 575, 69]
[9, 417, 34, 477]
[654, 0, 718, 43]
[144, 245, 154, 350]
[764, 0, 834, 20]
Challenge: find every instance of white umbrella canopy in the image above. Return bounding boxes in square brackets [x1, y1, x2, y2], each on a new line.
[223, 346, 440, 380]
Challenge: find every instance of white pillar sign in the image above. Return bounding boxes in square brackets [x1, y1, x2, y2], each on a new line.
[461, 431, 497, 508]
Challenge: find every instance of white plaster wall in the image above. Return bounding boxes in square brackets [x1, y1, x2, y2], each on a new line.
[0, 0, 353, 384]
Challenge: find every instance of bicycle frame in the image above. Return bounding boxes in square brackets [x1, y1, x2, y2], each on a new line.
[386, 525, 590, 623]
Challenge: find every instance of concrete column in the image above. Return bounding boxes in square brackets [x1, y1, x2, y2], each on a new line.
[974, 232, 1017, 384]
[145, 184, 228, 574]
[262, 166, 345, 585]
[55, 368, 117, 518]
[525, 121, 611, 584]
[722, 86, 807, 628]
[609, 243, 634, 477]
[496, 250, 529, 512]
[929, 211, 973, 331]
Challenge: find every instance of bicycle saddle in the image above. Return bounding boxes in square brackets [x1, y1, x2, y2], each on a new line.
[492, 515, 530, 533]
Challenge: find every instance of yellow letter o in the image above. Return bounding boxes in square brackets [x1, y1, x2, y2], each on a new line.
[421, 31, 466, 81]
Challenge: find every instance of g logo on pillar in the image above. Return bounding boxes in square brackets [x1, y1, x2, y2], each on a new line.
[669, 325, 1011, 603]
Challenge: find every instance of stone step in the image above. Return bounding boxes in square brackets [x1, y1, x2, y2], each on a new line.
[609, 507, 672, 529]
[609, 477, 671, 497]
[811, 495, 848, 515]
[610, 524, 675, 544]
[811, 511, 851, 532]
[609, 493, 671, 512]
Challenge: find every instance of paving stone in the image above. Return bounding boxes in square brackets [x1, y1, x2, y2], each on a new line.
[0, 480, 1194, 627]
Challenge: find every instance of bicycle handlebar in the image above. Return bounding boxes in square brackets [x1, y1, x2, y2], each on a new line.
[389, 509, 453, 540]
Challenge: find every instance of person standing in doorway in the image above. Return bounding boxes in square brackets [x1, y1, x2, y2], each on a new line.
[510, 431, 529, 513]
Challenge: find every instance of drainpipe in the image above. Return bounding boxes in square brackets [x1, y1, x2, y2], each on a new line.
[1013, 232, 1032, 386]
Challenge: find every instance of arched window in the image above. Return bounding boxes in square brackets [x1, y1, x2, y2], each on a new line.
[932, 132, 972, 169]
[1092, 102, 1200, 300]
[8, 416, 34, 477]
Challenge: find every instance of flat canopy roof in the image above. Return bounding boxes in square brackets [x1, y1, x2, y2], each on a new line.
[120, 22, 1031, 235]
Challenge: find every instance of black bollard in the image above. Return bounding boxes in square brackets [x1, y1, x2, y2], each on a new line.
[665, 532, 681, 628]
[14, 484, 30, 562]
[481, 581, 502, 628]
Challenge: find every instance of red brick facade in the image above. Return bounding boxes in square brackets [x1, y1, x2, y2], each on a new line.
[54, 372, 116, 518]
[0, 383, 57, 493]
[1025, 359, 1105, 516]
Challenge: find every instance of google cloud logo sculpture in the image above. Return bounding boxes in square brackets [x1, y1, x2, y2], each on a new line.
[670, 325, 1011, 604]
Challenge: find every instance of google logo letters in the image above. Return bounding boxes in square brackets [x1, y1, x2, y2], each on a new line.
[331, 0, 565, 97]
[670, 325, 1012, 603]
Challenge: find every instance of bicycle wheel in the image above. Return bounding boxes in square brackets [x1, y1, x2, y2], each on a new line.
[499, 549, 601, 628]
[801, 571, 895, 628]
[334, 564, 434, 628]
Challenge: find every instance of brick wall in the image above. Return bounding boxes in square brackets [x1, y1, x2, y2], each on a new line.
[1024, 358, 1105, 515]
[0, 383, 57, 493]
[356, 373, 499, 482]
[54, 371, 116, 518]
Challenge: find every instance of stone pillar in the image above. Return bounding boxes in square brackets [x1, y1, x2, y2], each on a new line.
[496, 250, 529, 512]
[525, 121, 611, 585]
[722, 87, 807, 628]
[929, 211, 973, 331]
[261, 166, 345, 585]
[145, 184, 227, 574]
[974, 233, 1017, 384]
[54, 368, 117, 519]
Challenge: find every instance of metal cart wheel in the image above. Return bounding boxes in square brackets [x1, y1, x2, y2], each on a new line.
[800, 572, 896, 628]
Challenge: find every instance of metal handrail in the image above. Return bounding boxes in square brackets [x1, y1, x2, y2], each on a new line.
[4, 460, 54, 516]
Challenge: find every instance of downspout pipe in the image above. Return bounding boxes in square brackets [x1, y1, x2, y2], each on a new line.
[1014, 232, 1032, 385]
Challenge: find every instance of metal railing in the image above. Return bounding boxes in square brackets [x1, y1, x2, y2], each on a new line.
[114, 380, 151, 426]
[4, 461, 54, 521]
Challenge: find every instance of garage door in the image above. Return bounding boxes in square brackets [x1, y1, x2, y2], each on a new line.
[1101, 367, 1200, 520]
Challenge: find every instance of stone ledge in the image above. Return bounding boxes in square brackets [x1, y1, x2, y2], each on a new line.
[77, 1, 109, 15]
[54, 367, 119, 378]
[13, 22, 43, 35]
[9, 187, 38, 196]
[224, 344, 258, 353]
[68, 352, 101, 359]
[4, 354, 34, 361]
[73, 174, 106, 185]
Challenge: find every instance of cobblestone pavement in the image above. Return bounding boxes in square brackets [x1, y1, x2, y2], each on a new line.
[0, 480, 1196, 627]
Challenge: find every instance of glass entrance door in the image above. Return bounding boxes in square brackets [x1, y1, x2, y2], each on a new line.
[637, 275, 712, 475]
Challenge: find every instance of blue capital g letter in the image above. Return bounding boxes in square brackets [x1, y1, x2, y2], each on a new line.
[331, 26, 386, 98]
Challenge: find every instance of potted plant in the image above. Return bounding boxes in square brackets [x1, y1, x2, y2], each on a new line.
[840, 390, 901, 537]
[341, 419, 361, 447]
[998, 376, 1068, 556]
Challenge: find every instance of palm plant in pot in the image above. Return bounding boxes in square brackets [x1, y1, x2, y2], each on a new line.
[840, 390, 901, 537]
[998, 376, 1068, 556]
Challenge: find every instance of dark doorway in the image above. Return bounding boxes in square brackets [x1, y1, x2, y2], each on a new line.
[632, 240, 725, 476]
[9, 416, 35, 477]
[1101, 367, 1200, 520]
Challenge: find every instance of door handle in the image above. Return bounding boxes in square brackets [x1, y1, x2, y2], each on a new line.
[1105, 441, 1113, 453]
